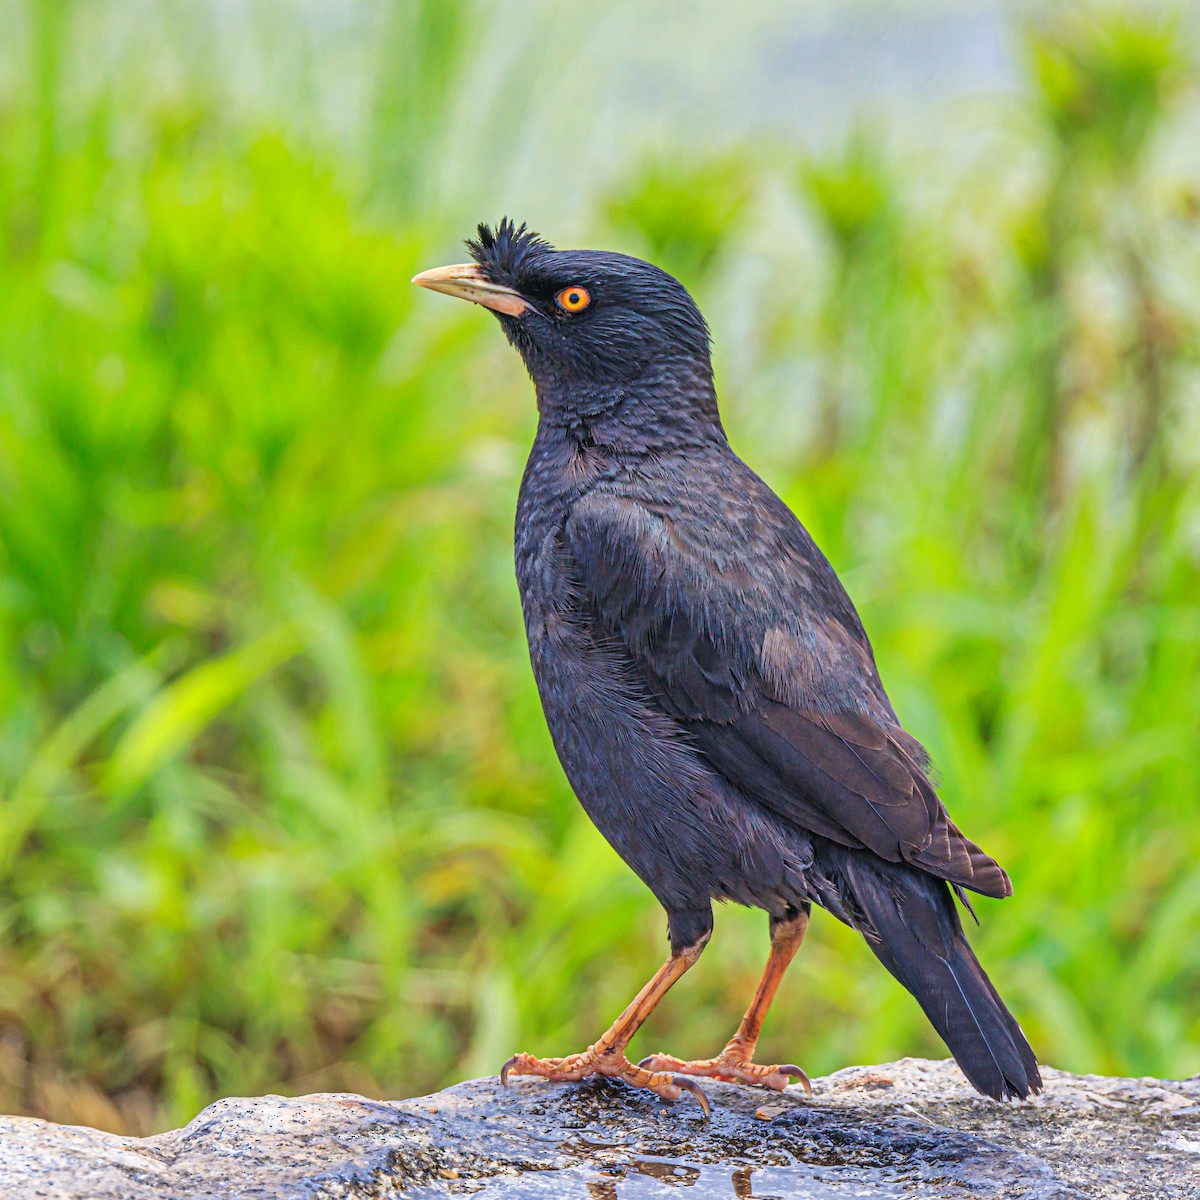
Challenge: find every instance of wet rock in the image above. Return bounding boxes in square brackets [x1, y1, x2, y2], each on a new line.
[0, 1058, 1196, 1198]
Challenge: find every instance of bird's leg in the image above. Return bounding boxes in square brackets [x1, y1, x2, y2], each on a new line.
[639, 905, 812, 1094]
[501, 934, 711, 1115]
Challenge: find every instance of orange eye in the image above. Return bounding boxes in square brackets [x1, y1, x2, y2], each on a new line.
[555, 285, 591, 313]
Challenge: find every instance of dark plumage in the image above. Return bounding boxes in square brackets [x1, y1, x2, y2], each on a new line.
[413, 219, 1041, 1109]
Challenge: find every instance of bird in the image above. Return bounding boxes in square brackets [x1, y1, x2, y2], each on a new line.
[412, 219, 1041, 1116]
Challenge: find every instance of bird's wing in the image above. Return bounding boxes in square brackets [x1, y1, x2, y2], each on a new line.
[564, 490, 1011, 899]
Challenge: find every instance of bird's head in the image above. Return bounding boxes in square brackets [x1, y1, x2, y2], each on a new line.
[413, 220, 715, 423]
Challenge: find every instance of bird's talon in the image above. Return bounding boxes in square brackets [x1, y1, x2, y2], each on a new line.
[500, 1055, 517, 1087]
[673, 1075, 712, 1119]
[641, 1050, 810, 1095]
[638, 1053, 673, 1071]
[780, 1064, 813, 1096]
[497, 1045, 710, 1113]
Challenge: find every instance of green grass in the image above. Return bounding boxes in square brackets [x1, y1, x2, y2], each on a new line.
[0, 3, 1198, 1133]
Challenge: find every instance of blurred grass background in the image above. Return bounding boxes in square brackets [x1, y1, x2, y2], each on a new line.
[1, 0, 1198, 1135]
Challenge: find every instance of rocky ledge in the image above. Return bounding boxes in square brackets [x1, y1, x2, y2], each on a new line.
[1, 1058, 1197, 1199]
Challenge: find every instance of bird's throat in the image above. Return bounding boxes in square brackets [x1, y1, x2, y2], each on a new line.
[534, 362, 724, 457]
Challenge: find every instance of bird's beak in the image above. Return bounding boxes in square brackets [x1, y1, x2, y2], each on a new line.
[410, 262, 529, 317]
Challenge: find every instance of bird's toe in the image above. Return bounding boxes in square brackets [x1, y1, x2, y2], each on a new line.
[500, 1047, 711, 1114]
[636, 1050, 810, 1095]
[637, 1052, 689, 1073]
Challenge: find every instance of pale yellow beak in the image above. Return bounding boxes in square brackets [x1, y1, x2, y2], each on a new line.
[410, 262, 529, 317]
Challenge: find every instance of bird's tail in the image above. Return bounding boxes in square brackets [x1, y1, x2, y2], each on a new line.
[839, 851, 1041, 1101]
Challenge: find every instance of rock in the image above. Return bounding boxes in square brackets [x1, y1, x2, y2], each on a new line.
[0, 1058, 1196, 1199]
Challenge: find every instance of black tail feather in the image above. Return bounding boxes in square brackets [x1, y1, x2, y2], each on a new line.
[840, 852, 1041, 1101]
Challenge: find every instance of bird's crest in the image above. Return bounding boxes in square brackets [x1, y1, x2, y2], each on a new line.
[467, 218, 553, 279]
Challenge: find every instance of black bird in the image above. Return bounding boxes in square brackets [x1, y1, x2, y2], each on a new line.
[413, 220, 1041, 1114]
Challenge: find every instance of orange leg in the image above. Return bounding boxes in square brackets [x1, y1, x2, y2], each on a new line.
[640, 906, 812, 1094]
[501, 935, 711, 1115]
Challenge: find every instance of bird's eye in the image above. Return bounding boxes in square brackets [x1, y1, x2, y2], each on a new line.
[555, 285, 591, 313]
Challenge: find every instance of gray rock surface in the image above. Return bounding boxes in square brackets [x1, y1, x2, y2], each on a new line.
[0, 1058, 1196, 1199]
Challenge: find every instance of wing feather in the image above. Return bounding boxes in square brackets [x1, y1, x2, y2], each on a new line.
[565, 492, 1012, 899]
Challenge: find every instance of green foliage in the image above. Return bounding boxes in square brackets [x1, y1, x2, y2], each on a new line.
[1026, 8, 1188, 169]
[802, 129, 897, 259]
[0, 2, 1198, 1134]
[605, 154, 756, 281]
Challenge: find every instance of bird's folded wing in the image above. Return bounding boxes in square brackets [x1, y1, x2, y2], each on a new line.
[565, 492, 1011, 899]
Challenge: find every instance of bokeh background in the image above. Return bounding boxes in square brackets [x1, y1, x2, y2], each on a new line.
[1, 0, 1198, 1135]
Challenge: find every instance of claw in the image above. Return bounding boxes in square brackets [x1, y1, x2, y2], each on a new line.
[639, 1049, 811, 1097]
[673, 1075, 712, 1120]
[499, 1047, 704, 1116]
[780, 1064, 813, 1097]
[500, 1055, 517, 1087]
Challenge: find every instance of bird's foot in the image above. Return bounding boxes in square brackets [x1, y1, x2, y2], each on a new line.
[638, 1043, 811, 1095]
[501, 1045, 711, 1116]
